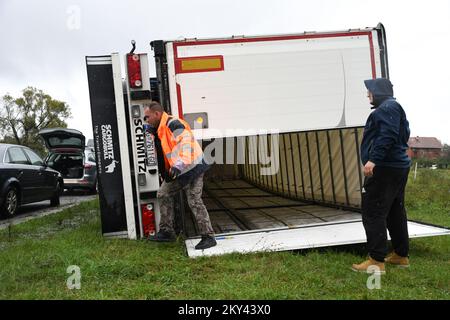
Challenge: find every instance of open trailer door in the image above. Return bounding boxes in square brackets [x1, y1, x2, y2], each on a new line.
[86, 54, 138, 239]
[86, 52, 161, 240]
[186, 219, 450, 258]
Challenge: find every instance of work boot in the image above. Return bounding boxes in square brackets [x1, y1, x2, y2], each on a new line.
[351, 257, 386, 274]
[195, 235, 217, 250]
[147, 230, 176, 242]
[385, 252, 410, 268]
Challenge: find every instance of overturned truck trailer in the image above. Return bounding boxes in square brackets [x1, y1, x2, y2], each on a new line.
[86, 23, 450, 258]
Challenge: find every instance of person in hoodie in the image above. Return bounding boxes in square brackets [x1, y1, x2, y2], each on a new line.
[352, 78, 411, 274]
[144, 101, 217, 250]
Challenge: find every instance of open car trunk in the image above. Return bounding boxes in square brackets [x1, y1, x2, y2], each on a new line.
[39, 128, 86, 180]
[183, 130, 450, 258]
[46, 153, 84, 179]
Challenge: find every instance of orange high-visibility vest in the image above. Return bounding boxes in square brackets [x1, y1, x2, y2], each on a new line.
[157, 112, 203, 172]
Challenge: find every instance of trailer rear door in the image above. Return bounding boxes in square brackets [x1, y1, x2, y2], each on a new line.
[186, 220, 450, 258]
[86, 54, 138, 239]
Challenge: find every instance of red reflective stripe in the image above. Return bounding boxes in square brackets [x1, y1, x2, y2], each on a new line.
[176, 83, 183, 119]
[173, 31, 373, 47]
[368, 32, 376, 78]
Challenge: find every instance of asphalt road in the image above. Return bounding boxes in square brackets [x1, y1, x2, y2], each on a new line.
[0, 191, 98, 230]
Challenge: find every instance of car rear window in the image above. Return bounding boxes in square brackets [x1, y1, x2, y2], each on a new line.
[48, 136, 83, 148]
[49, 153, 82, 161]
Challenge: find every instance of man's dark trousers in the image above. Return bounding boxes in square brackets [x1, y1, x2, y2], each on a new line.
[362, 166, 410, 262]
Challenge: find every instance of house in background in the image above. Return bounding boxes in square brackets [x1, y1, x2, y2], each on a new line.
[407, 136, 443, 159]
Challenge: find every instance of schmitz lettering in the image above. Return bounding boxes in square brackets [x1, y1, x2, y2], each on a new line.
[101, 124, 119, 174]
[133, 118, 147, 173]
[101, 124, 115, 160]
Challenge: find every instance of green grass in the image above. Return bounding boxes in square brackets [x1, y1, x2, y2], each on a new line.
[0, 169, 449, 300]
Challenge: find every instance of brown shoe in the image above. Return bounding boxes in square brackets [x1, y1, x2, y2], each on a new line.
[351, 257, 386, 274]
[385, 252, 410, 268]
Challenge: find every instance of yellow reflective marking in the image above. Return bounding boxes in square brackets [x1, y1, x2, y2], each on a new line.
[181, 58, 222, 71]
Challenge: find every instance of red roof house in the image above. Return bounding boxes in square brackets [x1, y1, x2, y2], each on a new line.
[408, 136, 443, 159]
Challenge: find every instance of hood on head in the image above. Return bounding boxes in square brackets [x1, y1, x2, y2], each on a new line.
[364, 78, 394, 108]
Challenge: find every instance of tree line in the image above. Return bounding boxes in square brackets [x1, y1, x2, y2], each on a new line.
[1, 87, 449, 169]
[0, 87, 71, 156]
[413, 145, 450, 169]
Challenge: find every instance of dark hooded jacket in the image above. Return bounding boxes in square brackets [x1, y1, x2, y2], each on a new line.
[360, 78, 411, 168]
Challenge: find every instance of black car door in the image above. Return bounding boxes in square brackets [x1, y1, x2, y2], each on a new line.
[5, 147, 38, 204]
[22, 147, 56, 200]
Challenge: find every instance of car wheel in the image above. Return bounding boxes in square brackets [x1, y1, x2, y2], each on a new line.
[50, 181, 62, 207]
[1, 186, 19, 218]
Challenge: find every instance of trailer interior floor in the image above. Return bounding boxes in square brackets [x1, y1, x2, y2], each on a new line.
[183, 179, 361, 237]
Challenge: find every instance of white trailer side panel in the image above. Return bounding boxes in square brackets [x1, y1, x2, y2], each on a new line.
[166, 30, 382, 139]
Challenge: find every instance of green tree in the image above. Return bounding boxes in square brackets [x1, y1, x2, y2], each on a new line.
[0, 87, 71, 156]
[437, 144, 450, 169]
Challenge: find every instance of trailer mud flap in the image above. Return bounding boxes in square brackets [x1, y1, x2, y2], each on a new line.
[185, 220, 450, 258]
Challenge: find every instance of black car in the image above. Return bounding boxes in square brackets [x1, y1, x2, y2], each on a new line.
[39, 128, 97, 193]
[0, 144, 63, 217]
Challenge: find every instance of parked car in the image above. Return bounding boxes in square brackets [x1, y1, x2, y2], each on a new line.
[83, 146, 98, 191]
[39, 128, 98, 193]
[0, 143, 63, 217]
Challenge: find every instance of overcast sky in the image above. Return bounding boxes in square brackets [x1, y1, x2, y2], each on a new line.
[1, 0, 449, 144]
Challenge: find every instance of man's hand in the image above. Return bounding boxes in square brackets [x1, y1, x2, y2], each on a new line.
[169, 167, 181, 180]
[364, 161, 376, 177]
